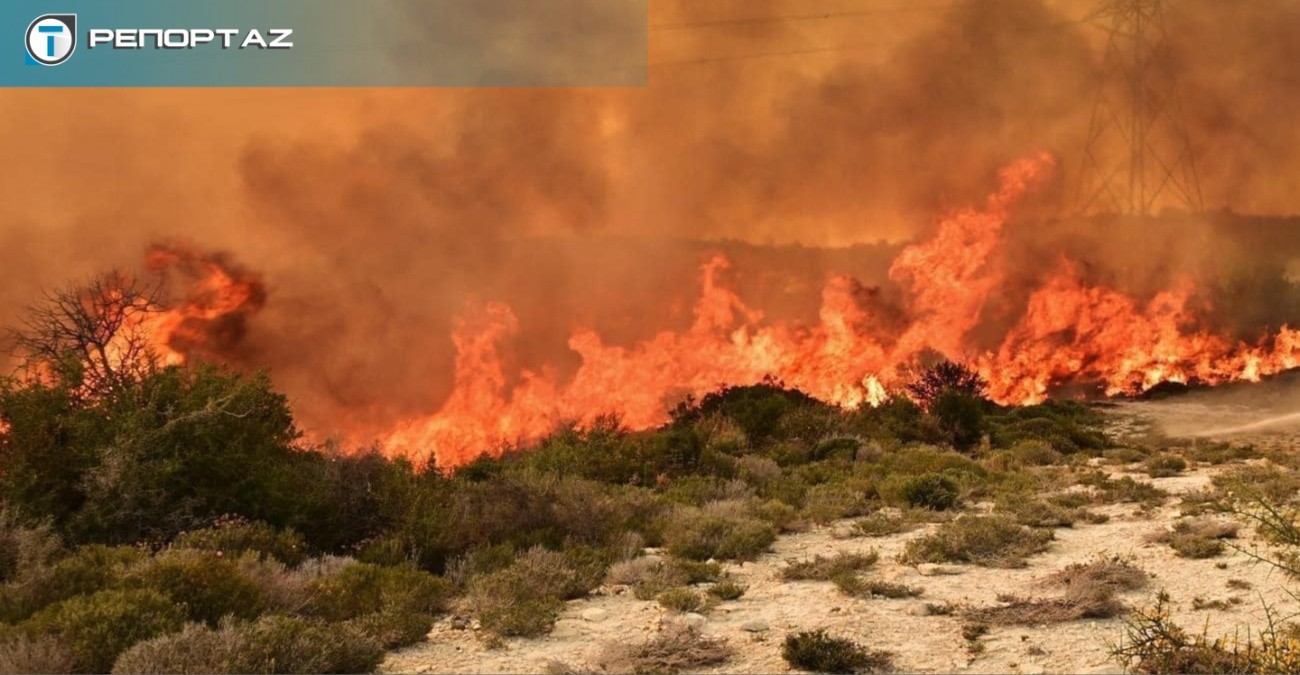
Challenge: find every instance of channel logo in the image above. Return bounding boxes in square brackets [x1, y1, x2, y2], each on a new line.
[25, 14, 77, 66]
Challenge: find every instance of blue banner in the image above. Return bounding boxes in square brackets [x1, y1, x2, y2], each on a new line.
[5, 0, 647, 87]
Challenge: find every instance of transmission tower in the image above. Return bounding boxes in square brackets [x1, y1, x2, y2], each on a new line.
[1075, 0, 1204, 215]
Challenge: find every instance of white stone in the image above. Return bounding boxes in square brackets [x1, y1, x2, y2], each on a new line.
[581, 608, 609, 622]
[917, 563, 961, 576]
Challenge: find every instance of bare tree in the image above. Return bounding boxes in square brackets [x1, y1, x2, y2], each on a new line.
[905, 360, 989, 410]
[8, 271, 164, 398]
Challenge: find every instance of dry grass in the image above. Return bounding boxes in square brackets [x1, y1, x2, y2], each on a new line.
[782, 629, 893, 674]
[1042, 556, 1149, 593]
[782, 551, 879, 581]
[597, 624, 733, 674]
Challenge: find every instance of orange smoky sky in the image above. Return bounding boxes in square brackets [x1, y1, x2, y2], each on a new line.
[4, 0, 1300, 445]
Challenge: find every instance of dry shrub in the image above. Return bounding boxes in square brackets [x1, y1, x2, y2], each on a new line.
[598, 624, 733, 674]
[832, 574, 922, 599]
[661, 507, 776, 562]
[964, 588, 1124, 626]
[1112, 592, 1300, 674]
[0, 510, 61, 585]
[996, 493, 1106, 529]
[110, 615, 383, 674]
[1149, 518, 1239, 559]
[125, 549, 266, 626]
[467, 547, 598, 637]
[1144, 455, 1188, 478]
[782, 630, 892, 674]
[0, 635, 76, 675]
[1077, 473, 1168, 507]
[607, 557, 688, 601]
[900, 515, 1053, 568]
[342, 610, 435, 649]
[782, 551, 879, 581]
[802, 484, 873, 524]
[966, 557, 1146, 626]
[847, 512, 917, 538]
[1044, 556, 1149, 593]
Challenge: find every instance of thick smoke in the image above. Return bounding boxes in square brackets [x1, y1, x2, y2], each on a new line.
[3, 0, 1300, 441]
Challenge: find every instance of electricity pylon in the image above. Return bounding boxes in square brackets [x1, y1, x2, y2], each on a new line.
[1075, 0, 1204, 215]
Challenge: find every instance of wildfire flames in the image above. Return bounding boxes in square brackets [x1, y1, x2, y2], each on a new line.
[122, 154, 1300, 469]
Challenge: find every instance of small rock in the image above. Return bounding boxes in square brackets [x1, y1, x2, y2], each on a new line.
[680, 613, 708, 629]
[740, 620, 769, 632]
[1022, 665, 1045, 675]
[450, 615, 471, 630]
[917, 563, 960, 576]
[582, 608, 609, 622]
[908, 603, 932, 617]
[1082, 666, 1126, 675]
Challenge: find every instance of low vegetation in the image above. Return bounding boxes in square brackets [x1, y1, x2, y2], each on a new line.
[598, 625, 734, 674]
[900, 515, 1054, 568]
[0, 281, 1133, 673]
[782, 629, 893, 674]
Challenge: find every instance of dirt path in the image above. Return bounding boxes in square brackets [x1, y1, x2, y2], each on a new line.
[381, 460, 1299, 674]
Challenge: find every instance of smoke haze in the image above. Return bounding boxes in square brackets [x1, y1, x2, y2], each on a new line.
[4, 0, 1300, 441]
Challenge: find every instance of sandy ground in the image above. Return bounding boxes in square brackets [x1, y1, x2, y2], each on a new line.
[381, 399, 1300, 674]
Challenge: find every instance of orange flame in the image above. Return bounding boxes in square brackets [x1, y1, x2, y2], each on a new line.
[380, 152, 1300, 469]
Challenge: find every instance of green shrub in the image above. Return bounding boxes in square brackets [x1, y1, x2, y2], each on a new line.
[608, 557, 688, 601]
[1144, 455, 1188, 478]
[22, 588, 184, 673]
[782, 630, 892, 674]
[801, 485, 872, 524]
[671, 559, 723, 584]
[657, 588, 711, 613]
[897, 474, 961, 511]
[110, 615, 383, 674]
[171, 518, 307, 567]
[900, 515, 1053, 568]
[662, 511, 776, 561]
[342, 611, 435, 649]
[467, 547, 599, 637]
[126, 551, 265, 626]
[706, 580, 747, 601]
[306, 562, 452, 621]
[0, 545, 143, 624]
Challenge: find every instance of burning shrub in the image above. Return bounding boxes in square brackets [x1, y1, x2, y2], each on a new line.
[110, 615, 383, 675]
[895, 473, 961, 511]
[900, 515, 1053, 568]
[661, 508, 776, 562]
[782, 629, 893, 674]
[21, 588, 185, 673]
[171, 518, 307, 567]
[125, 550, 266, 626]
